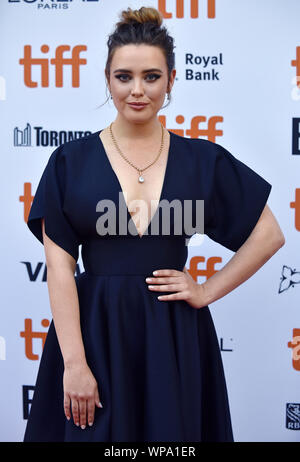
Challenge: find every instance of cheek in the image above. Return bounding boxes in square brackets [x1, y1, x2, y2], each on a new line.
[111, 83, 128, 99]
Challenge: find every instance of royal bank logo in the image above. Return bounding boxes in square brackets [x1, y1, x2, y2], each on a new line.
[8, 0, 99, 11]
[286, 403, 300, 430]
[185, 52, 223, 81]
[14, 123, 92, 146]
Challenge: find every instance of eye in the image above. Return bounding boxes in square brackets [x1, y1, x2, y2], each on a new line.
[115, 73, 161, 82]
[146, 73, 161, 81]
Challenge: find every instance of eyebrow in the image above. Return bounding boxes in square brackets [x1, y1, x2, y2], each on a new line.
[113, 68, 163, 74]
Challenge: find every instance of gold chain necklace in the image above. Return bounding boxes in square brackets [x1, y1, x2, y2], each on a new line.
[109, 122, 165, 183]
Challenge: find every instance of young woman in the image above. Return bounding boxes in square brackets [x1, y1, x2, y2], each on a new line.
[24, 6, 284, 442]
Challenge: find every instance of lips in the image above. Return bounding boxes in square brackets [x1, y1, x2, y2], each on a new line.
[128, 102, 148, 106]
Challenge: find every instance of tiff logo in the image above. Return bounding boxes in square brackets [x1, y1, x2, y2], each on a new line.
[291, 46, 300, 91]
[159, 114, 223, 142]
[14, 123, 31, 146]
[188, 255, 222, 282]
[19, 45, 87, 87]
[20, 318, 50, 360]
[290, 189, 300, 231]
[159, 0, 216, 18]
[287, 328, 300, 371]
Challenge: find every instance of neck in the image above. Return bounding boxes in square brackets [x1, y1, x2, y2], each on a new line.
[111, 115, 163, 141]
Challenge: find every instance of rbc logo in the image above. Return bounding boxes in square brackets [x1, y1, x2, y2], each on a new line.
[286, 403, 300, 430]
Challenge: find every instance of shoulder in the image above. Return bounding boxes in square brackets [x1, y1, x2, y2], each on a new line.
[54, 130, 100, 156]
[169, 131, 229, 165]
[47, 130, 101, 169]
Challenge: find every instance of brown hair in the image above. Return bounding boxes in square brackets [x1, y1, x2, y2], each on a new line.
[99, 6, 176, 109]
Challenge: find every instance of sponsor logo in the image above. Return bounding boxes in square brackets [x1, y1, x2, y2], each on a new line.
[185, 53, 223, 81]
[291, 46, 300, 90]
[159, 0, 216, 19]
[188, 255, 222, 281]
[158, 115, 223, 142]
[22, 385, 35, 420]
[14, 123, 92, 146]
[20, 318, 50, 360]
[9, 0, 99, 10]
[19, 45, 87, 87]
[286, 403, 300, 430]
[279, 265, 300, 293]
[290, 189, 300, 231]
[21, 261, 81, 281]
[292, 118, 300, 154]
[287, 329, 300, 371]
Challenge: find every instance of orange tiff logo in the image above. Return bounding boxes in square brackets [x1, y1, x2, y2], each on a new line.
[287, 328, 300, 371]
[290, 189, 300, 231]
[291, 46, 300, 89]
[19, 45, 87, 88]
[158, 0, 216, 18]
[159, 115, 223, 142]
[20, 318, 50, 360]
[188, 256, 222, 281]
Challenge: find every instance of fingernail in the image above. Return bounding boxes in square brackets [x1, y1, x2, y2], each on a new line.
[66, 416, 70, 421]
[153, 271, 158, 275]
[81, 425, 86, 430]
[76, 422, 79, 426]
[99, 402, 103, 408]
[88, 421, 93, 426]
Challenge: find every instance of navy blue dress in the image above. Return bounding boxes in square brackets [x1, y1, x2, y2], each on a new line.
[24, 129, 272, 442]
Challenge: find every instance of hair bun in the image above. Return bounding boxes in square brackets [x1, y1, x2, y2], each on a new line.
[117, 6, 163, 28]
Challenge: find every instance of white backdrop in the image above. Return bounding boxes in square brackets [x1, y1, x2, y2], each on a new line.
[0, 0, 299, 442]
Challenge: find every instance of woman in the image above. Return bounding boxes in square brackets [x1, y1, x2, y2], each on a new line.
[24, 6, 285, 442]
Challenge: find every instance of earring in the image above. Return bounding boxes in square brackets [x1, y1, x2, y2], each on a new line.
[110, 93, 113, 99]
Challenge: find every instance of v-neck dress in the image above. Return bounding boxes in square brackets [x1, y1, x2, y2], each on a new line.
[23, 129, 272, 442]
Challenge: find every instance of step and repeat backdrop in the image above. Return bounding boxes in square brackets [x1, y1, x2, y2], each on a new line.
[0, 0, 299, 442]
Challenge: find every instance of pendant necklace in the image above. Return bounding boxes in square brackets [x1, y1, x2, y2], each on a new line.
[109, 121, 165, 184]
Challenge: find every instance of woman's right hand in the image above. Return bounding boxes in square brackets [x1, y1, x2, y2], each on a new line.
[63, 362, 103, 429]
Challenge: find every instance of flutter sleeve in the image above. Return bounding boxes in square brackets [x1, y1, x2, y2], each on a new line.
[27, 145, 81, 262]
[204, 142, 272, 252]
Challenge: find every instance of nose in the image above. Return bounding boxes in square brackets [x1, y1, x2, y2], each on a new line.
[131, 79, 144, 97]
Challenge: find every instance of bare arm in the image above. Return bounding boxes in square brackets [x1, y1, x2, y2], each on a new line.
[42, 217, 86, 367]
[41, 218, 102, 429]
[201, 204, 285, 305]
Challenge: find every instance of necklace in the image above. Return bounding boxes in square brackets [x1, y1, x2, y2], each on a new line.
[109, 122, 165, 183]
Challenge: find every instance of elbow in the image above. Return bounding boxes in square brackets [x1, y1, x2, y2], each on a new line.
[271, 230, 285, 253]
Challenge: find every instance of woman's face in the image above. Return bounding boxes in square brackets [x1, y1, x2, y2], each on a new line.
[107, 44, 176, 123]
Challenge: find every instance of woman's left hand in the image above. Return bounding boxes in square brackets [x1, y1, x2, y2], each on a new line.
[145, 266, 208, 309]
